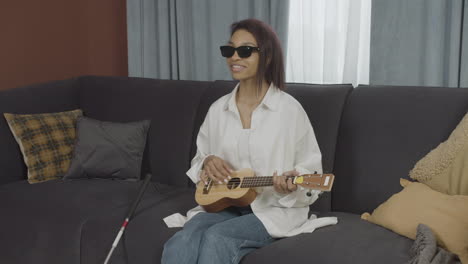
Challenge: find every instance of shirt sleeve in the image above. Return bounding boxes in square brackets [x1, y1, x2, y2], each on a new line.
[277, 108, 323, 208]
[186, 110, 212, 184]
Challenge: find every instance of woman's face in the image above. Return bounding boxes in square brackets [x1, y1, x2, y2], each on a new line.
[226, 29, 260, 82]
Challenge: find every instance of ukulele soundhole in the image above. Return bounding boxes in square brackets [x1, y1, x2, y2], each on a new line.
[227, 178, 241, 190]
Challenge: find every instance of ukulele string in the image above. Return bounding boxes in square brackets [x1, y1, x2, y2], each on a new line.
[207, 173, 325, 188]
[240, 174, 324, 188]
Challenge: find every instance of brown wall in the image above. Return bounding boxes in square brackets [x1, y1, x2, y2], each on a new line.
[0, 0, 128, 90]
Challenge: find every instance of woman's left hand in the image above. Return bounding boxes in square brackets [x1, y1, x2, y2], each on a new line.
[273, 170, 299, 194]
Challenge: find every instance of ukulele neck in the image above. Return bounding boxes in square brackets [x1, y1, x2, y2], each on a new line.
[240, 176, 292, 188]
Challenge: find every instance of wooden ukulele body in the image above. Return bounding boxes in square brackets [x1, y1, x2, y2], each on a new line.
[195, 168, 257, 213]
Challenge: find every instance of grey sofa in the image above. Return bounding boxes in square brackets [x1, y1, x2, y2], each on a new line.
[0, 76, 466, 264]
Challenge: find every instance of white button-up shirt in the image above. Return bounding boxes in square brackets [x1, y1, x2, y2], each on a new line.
[164, 83, 337, 238]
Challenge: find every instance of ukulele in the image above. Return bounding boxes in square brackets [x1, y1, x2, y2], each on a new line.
[195, 168, 335, 213]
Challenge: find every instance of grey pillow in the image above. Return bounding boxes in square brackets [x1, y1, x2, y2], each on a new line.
[63, 117, 150, 180]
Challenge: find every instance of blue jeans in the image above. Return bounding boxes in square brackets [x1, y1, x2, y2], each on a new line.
[161, 207, 275, 264]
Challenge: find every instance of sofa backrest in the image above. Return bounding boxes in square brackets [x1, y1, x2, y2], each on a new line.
[78, 76, 211, 187]
[333, 85, 468, 214]
[9, 77, 466, 216]
[286, 83, 352, 211]
[0, 78, 80, 185]
[191, 80, 352, 211]
[0, 76, 352, 211]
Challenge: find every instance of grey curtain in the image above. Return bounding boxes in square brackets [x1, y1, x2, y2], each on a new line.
[127, 0, 289, 81]
[370, 0, 468, 87]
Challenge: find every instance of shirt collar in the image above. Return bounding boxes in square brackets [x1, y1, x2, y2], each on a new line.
[224, 82, 281, 112]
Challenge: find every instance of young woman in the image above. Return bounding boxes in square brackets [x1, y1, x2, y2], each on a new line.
[162, 18, 330, 264]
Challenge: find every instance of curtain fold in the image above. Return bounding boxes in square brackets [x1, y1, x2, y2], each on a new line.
[460, 1, 468, 87]
[127, 0, 289, 81]
[370, 0, 466, 87]
[285, 0, 371, 87]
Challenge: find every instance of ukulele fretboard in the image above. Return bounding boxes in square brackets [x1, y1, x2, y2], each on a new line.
[240, 176, 294, 188]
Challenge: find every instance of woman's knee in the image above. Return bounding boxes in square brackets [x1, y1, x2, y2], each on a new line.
[201, 225, 232, 248]
[162, 231, 197, 264]
[164, 230, 193, 251]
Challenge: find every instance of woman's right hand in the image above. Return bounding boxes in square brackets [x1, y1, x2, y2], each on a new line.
[202, 155, 233, 184]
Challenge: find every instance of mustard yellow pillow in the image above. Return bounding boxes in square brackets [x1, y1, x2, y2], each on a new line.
[409, 113, 468, 195]
[361, 179, 468, 263]
[4, 109, 83, 183]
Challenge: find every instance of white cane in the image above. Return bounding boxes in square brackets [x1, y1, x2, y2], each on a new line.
[103, 173, 153, 264]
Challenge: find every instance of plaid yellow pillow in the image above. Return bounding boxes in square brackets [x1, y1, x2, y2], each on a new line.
[4, 109, 83, 183]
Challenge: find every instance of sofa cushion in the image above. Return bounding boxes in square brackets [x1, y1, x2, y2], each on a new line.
[0, 78, 80, 185]
[242, 212, 412, 264]
[0, 179, 191, 264]
[333, 86, 468, 213]
[4, 109, 83, 183]
[78, 76, 211, 186]
[80, 185, 197, 264]
[63, 117, 150, 180]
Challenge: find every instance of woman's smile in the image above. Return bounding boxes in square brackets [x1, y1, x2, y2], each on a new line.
[231, 64, 246, 73]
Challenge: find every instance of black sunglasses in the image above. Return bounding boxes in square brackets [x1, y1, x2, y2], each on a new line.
[220, 45, 260, 58]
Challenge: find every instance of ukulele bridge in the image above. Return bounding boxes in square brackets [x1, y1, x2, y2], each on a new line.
[203, 180, 213, 194]
[202, 178, 242, 194]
